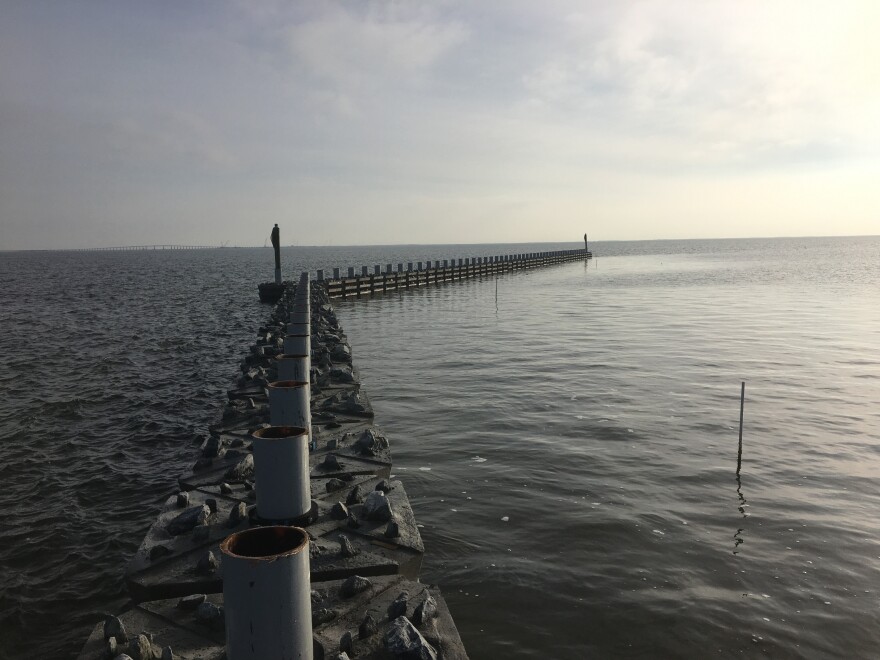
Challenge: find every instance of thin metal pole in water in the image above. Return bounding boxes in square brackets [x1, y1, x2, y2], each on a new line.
[736, 381, 745, 475]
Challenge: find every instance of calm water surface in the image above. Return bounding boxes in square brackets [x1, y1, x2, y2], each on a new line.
[0, 237, 879, 659]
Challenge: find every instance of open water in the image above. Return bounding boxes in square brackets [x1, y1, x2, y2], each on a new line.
[1, 237, 879, 659]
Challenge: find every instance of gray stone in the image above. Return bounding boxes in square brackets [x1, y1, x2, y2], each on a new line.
[340, 630, 353, 654]
[384, 520, 400, 539]
[330, 502, 349, 520]
[387, 591, 409, 619]
[359, 614, 378, 639]
[326, 438, 339, 450]
[205, 498, 218, 514]
[354, 429, 378, 455]
[114, 655, 134, 660]
[202, 435, 223, 458]
[149, 544, 172, 562]
[225, 454, 254, 481]
[161, 647, 174, 660]
[345, 484, 363, 505]
[103, 615, 128, 643]
[326, 478, 347, 492]
[106, 636, 118, 657]
[220, 482, 233, 495]
[412, 593, 438, 627]
[322, 454, 342, 471]
[330, 654, 350, 660]
[383, 616, 437, 660]
[340, 575, 372, 598]
[375, 479, 393, 493]
[331, 343, 352, 362]
[346, 513, 361, 529]
[228, 501, 247, 527]
[338, 535, 358, 558]
[330, 367, 354, 383]
[363, 491, 393, 522]
[128, 634, 154, 660]
[175, 492, 189, 508]
[195, 602, 224, 629]
[196, 550, 218, 575]
[176, 594, 206, 611]
[313, 608, 336, 626]
[166, 505, 210, 536]
[343, 392, 368, 413]
[192, 524, 210, 543]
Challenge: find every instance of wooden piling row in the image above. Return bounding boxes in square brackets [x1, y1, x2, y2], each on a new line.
[319, 248, 592, 298]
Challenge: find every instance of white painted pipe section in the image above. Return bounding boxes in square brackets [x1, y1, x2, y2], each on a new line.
[289, 310, 309, 325]
[286, 322, 309, 336]
[250, 426, 310, 520]
[283, 333, 310, 356]
[221, 526, 312, 660]
[277, 354, 310, 382]
[268, 380, 311, 430]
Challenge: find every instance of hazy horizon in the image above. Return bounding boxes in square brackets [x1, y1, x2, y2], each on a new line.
[2, 2, 878, 250]
[3, 233, 878, 253]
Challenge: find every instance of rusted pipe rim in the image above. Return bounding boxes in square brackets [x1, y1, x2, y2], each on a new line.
[220, 525, 309, 560]
[276, 354, 309, 360]
[267, 380, 309, 389]
[252, 425, 309, 440]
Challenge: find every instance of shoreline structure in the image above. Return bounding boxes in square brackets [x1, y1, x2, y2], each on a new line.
[77, 248, 591, 659]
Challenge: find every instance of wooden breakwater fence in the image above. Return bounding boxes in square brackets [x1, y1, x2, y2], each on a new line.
[318, 248, 591, 299]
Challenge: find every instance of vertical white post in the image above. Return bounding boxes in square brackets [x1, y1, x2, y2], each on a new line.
[251, 426, 311, 520]
[221, 526, 312, 660]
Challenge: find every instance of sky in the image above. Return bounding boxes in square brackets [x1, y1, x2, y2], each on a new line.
[1, 1, 878, 250]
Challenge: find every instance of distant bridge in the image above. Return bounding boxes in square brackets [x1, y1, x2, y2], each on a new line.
[69, 245, 220, 252]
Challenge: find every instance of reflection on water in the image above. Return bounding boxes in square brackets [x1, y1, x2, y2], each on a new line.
[337, 237, 880, 659]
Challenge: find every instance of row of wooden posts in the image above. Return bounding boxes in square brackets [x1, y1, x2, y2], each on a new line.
[315, 248, 592, 298]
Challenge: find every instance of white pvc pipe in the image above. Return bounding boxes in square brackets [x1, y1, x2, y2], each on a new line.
[277, 355, 310, 383]
[221, 526, 312, 660]
[251, 426, 310, 520]
[268, 380, 311, 430]
[283, 333, 310, 356]
[286, 322, 309, 336]
[289, 310, 309, 325]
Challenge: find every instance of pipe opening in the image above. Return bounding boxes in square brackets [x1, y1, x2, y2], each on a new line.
[253, 426, 308, 440]
[277, 354, 309, 360]
[221, 525, 308, 559]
